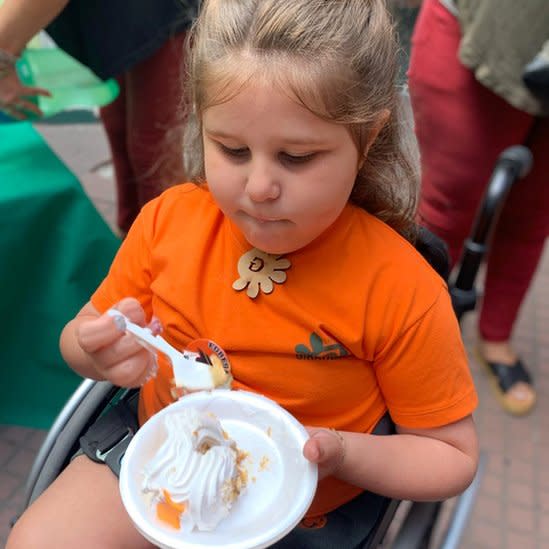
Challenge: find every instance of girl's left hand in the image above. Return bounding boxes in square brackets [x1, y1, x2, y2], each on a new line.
[303, 427, 346, 480]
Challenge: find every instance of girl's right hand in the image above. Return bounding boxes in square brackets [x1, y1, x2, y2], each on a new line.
[75, 297, 157, 388]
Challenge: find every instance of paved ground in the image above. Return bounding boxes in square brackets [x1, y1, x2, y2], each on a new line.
[1, 118, 549, 548]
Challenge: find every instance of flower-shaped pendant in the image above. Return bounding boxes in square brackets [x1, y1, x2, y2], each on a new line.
[232, 248, 291, 299]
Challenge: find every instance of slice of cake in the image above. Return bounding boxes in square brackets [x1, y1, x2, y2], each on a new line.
[141, 408, 247, 532]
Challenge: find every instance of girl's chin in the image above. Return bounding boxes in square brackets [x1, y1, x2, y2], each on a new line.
[245, 235, 305, 255]
[246, 241, 288, 255]
[237, 219, 304, 254]
[243, 233, 290, 255]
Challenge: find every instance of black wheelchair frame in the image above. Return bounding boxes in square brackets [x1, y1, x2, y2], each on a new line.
[16, 145, 532, 548]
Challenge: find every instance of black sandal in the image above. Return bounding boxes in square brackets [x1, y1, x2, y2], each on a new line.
[475, 351, 536, 416]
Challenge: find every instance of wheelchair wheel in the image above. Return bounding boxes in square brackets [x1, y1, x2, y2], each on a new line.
[21, 379, 122, 509]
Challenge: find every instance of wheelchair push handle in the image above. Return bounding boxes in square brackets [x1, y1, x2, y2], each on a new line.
[452, 145, 533, 293]
[469, 145, 532, 244]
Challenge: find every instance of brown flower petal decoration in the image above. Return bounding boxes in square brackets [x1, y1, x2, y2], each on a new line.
[232, 248, 291, 299]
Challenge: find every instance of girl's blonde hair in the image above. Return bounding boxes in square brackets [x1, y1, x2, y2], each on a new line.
[183, 0, 420, 240]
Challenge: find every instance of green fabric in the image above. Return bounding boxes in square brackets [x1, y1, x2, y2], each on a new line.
[456, 0, 549, 115]
[0, 122, 120, 428]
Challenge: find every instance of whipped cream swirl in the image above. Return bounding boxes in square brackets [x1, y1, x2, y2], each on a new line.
[142, 408, 241, 531]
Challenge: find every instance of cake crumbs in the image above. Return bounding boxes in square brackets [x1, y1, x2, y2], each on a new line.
[259, 455, 270, 471]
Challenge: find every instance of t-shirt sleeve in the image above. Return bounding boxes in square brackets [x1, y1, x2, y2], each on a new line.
[374, 286, 478, 429]
[91, 205, 154, 318]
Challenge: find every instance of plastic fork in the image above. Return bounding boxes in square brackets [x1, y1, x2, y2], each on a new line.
[106, 309, 216, 391]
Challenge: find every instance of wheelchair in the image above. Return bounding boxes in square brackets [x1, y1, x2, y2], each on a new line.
[15, 145, 532, 548]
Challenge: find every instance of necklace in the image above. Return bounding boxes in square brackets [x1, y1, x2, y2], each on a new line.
[232, 248, 291, 299]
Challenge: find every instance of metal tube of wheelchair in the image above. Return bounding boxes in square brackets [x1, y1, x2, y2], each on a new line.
[21, 378, 98, 510]
[437, 453, 487, 549]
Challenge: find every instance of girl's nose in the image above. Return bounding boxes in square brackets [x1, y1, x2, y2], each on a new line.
[245, 160, 281, 202]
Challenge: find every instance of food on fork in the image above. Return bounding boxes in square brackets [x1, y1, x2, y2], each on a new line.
[170, 348, 232, 399]
[142, 408, 248, 532]
[107, 309, 232, 392]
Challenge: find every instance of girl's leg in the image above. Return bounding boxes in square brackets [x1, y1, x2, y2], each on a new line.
[408, 0, 539, 413]
[7, 456, 154, 549]
[123, 33, 187, 222]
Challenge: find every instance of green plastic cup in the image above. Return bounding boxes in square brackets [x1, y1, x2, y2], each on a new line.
[0, 47, 119, 123]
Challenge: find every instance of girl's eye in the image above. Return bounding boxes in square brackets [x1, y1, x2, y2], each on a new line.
[280, 152, 316, 165]
[219, 144, 249, 158]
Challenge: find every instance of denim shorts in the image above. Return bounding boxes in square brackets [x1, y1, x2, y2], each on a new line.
[270, 489, 387, 549]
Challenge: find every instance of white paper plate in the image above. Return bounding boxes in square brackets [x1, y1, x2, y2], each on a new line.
[119, 390, 318, 549]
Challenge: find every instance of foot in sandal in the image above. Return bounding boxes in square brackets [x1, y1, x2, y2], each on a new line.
[476, 340, 536, 416]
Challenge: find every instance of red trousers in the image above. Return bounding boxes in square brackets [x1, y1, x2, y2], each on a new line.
[408, 0, 549, 341]
[99, 34, 186, 233]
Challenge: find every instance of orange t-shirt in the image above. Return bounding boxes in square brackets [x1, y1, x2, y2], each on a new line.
[91, 183, 477, 516]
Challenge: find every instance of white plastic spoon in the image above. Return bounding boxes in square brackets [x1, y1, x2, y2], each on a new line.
[106, 309, 216, 390]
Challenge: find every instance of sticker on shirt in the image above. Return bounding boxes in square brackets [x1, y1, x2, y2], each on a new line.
[170, 338, 233, 400]
[295, 332, 350, 360]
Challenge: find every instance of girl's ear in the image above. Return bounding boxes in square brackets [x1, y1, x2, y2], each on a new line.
[358, 109, 391, 169]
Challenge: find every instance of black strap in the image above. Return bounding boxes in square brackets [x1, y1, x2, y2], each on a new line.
[487, 359, 532, 393]
[104, 432, 133, 476]
[79, 391, 139, 476]
[415, 226, 450, 281]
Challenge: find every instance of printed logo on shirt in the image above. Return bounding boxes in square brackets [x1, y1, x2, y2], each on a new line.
[295, 332, 349, 360]
[299, 515, 328, 529]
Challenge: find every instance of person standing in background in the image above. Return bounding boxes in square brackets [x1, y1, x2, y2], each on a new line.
[0, 0, 199, 235]
[386, 0, 422, 85]
[408, 0, 549, 416]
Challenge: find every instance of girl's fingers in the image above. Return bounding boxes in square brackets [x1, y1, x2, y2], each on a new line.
[113, 297, 147, 325]
[77, 298, 155, 386]
[92, 331, 152, 368]
[303, 428, 346, 479]
[103, 349, 156, 388]
[103, 357, 144, 388]
[77, 299, 146, 354]
[77, 314, 125, 354]
[303, 437, 322, 462]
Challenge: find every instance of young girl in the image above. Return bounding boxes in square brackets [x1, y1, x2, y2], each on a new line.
[8, 1, 478, 547]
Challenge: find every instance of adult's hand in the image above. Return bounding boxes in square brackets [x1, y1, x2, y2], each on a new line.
[0, 64, 50, 119]
[0, 0, 71, 119]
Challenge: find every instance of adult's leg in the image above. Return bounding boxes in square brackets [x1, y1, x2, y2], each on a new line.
[408, 0, 538, 413]
[7, 455, 155, 549]
[480, 118, 549, 341]
[99, 33, 186, 234]
[408, 0, 534, 266]
[124, 33, 187, 220]
[474, 120, 549, 414]
[98, 77, 140, 234]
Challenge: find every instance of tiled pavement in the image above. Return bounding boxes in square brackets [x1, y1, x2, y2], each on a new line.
[1, 120, 549, 548]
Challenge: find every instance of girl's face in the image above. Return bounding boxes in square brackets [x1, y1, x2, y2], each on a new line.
[202, 81, 362, 254]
